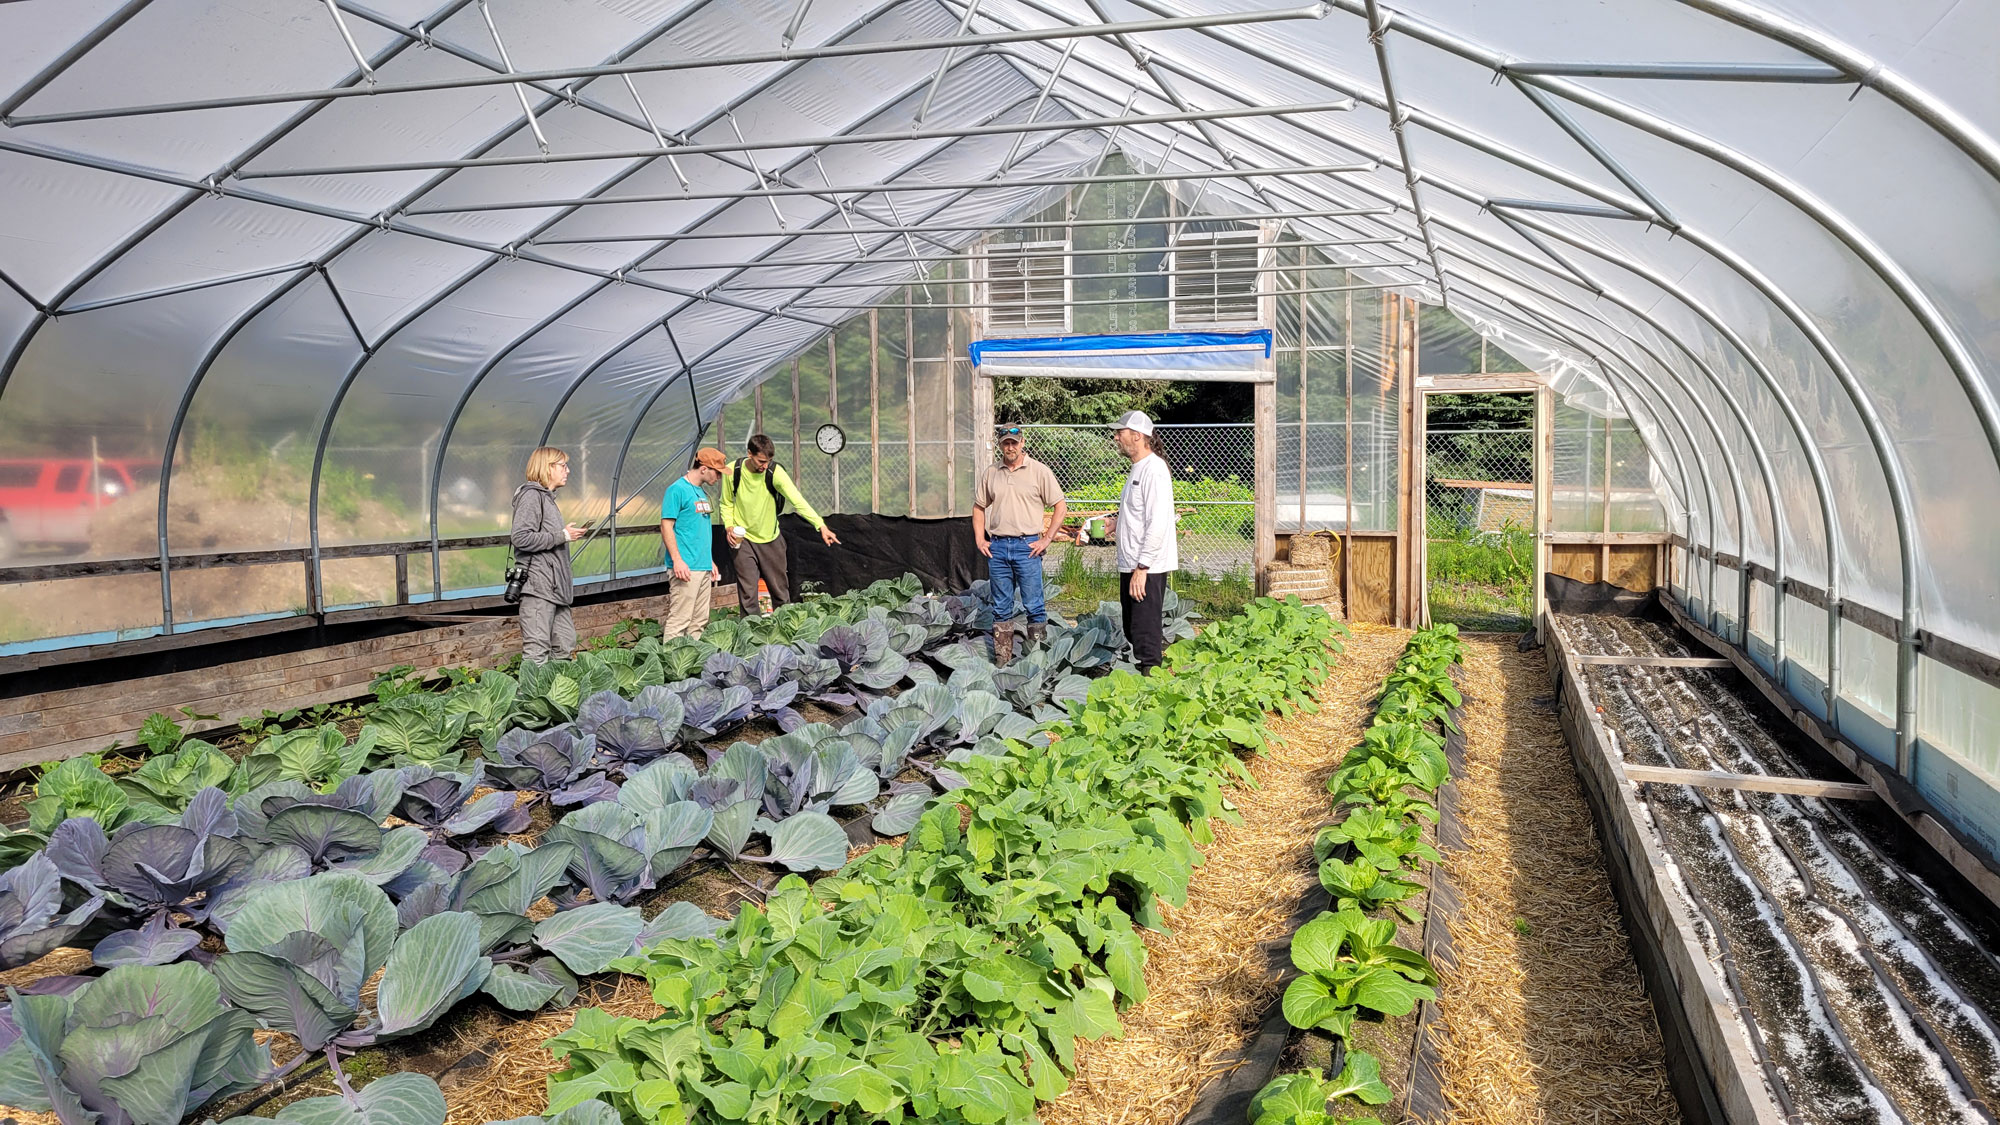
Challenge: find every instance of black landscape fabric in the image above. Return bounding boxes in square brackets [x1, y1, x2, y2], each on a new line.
[1543, 572, 1654, 617]
[712, 514, 981, 596]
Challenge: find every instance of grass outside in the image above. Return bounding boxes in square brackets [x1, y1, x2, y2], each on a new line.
[1044, 544, 1255, 623]
[1426, 518, 1532, 632]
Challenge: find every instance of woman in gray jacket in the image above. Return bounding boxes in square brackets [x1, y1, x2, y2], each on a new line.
[512, 446, 586, 663]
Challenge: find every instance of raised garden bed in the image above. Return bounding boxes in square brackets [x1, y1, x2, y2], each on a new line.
[1556, 610, 2000, 1125]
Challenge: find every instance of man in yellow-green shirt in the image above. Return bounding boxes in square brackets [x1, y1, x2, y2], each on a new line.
[719, 433, 840, 614]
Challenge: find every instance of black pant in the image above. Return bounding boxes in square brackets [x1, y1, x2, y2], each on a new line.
[733, 536, 792, 615]
[1120, 570, 1169, 672]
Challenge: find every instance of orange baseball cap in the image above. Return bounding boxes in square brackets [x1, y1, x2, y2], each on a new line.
[694, 447, 726, 471]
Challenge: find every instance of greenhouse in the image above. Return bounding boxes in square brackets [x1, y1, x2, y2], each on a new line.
[1, 1, 1997, 1123]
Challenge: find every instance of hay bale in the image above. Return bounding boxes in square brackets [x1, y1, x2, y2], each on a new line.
[1264, 563, 1338, 609]
[1289, 531, 1336, 568]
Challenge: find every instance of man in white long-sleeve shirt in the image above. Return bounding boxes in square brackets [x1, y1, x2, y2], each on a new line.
[1111, 410, 1177, 672]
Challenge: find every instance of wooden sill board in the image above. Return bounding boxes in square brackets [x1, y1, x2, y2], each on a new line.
[1622, 763, 1877, 801]
[1574, 654, 1734, 669]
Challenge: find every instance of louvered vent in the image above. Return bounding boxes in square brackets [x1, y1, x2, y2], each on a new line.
[1170, 230, 1263, 325]
[982, 241, 1070, 334]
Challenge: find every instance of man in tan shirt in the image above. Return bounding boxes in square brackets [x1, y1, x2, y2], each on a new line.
[973, 425, 1066, 663]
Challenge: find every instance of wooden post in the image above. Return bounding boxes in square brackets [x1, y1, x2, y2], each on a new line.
[1394, 295, 1416, 628]
[1602, 411, 1613, 582]
[945, 271, 957, 517]
[1343, 284, 1354, 617]
[870, 309, 881, 512]
[906, 291, 918, 516]
[394, 553, 409, 605]
[1255, 380, 1277, 589]
[1533, 385, 1554, 642]
[828, 335, 840, 510]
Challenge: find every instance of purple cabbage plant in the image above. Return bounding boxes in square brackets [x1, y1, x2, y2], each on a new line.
[0, 852, 103, 971]
[815, 619, 910, 702]
[577, 687, 686, 776]
[671, 680, 755, 747]
[44, 788, 251, 968]
[704, 645, 806, 730]
[392, 765, 533, 874]
[483, 724, 617, 808]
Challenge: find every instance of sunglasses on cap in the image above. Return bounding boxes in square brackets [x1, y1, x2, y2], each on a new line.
[997, 427, 1023, 440]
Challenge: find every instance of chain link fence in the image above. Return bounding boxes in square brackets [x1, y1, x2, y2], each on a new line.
[1014, 423, 1255, 577]
[1424, 427, 1534, 630]
[1424, 428, 1533, 534]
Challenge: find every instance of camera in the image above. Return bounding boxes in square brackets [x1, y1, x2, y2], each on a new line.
[502, 561, 530, 604]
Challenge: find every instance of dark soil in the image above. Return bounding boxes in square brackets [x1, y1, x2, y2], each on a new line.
[1567, 613, 1999, 1125]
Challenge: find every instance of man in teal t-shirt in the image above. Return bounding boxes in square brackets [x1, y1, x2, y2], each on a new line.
[660, 447, 725, 638]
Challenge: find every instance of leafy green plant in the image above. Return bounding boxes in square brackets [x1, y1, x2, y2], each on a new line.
[231, 725, 373, 794]
[1247, 1052, 1394, 1125]
[362, 695, 472, 770]
[26, 756, 174, 837]
[1314, 806, 1440, 922]
[136, 712, 186, 756]
[1280, 908, 1438, 1038]
[236, 706, 302, 744]
[0, 962, 269, 1124]
[368, 664, 427, 704]
[116, 739, 234, 818]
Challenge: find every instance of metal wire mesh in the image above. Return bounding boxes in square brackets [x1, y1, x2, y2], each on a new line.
[1013, 423, 1255, 576]
[1424, 428, 1534, 535]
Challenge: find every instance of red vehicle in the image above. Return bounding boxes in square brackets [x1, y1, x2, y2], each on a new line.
[0, 458, 152, 560]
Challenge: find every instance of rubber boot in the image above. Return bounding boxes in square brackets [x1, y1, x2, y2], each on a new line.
[1024, 623, 1047, 650]
[993, 622, 1015, 667]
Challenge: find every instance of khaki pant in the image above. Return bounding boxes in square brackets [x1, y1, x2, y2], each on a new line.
[663, 571, 714, 638]
[519, 596, 575, 664]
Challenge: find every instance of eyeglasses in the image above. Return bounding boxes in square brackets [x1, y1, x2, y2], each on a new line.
[998, 427, 1022, 438]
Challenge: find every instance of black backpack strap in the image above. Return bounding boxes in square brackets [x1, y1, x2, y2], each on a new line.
[729, 459, 787, 515]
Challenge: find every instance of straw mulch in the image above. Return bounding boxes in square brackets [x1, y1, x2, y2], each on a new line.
[1434, 637, 1676, 1125]
[1038, 623, 1411, 1125]
[441, 974, 665, 1125]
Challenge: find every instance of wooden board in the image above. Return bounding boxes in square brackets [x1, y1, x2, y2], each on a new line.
[1550, 542, 1602, 586]
[1573, 654, 1733, 669]
[1543, 532, 1672, 545]
[1606, 544, 1658, 592]
[1, 584, 736, 774]
[1344, 535, 1396, 625]
[1622, 764, 1878, 801]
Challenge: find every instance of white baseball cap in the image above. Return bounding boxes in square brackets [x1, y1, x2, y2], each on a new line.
[1112, 410, 1155, 436]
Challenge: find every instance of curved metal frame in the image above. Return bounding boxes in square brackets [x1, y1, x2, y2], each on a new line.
[1424, 209, 1842, 709]
[1008, 43, 1832, 680]
[1452, 258, 1778, 629]
[1004, 19, 1914, 759]
[322, 1, 1022, 612]
[1492, 295, 1727, 624]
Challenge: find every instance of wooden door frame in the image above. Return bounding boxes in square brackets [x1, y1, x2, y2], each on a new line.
[1412, 376, 1548, 635]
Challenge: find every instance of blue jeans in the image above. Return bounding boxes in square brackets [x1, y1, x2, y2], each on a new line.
[987, 535, 1047, 624]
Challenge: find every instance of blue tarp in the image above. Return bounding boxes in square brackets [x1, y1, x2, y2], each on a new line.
[968, 329, 1274, 365]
